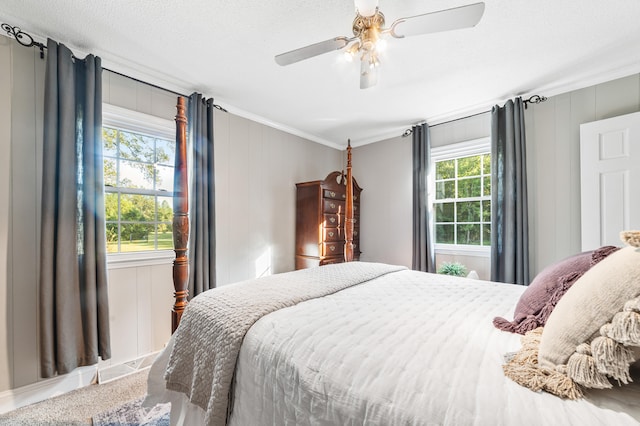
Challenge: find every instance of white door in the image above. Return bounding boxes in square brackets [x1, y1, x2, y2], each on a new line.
[580, 111, 640, 251]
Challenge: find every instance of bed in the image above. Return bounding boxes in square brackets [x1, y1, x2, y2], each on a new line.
[145, 98, 640, 425]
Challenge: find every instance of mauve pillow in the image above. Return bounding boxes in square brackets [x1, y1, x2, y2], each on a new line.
[493, 246, 619, 334]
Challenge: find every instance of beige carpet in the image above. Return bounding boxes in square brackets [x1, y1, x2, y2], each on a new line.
[0, 369, 149, 425]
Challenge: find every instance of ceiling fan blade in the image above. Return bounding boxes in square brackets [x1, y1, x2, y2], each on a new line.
[388, 2, 485, 39]
[275, 37, 351, 66]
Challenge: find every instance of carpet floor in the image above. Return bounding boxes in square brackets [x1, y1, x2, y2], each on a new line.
[0, 369, 151, 425]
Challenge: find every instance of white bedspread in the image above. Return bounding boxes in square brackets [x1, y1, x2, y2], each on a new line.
[160, 262, 404, 425]
[148, 267, 640, 426]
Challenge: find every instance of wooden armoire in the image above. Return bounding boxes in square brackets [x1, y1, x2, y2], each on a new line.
[295, 171, 362, 269]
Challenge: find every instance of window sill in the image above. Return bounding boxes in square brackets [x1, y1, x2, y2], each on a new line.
[435, 244, 490, 257]
[107, 250, 175, 270]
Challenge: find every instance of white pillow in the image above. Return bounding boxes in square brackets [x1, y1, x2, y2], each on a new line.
[503, 231, 640, 399]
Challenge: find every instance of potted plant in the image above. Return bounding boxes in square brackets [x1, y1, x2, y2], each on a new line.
[437, 262, 467, 277]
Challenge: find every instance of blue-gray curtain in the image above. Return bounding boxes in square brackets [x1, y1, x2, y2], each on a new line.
[40, 39, 110, 378]
[412, 123, 436, 272]
[188, 93, 216, 297]
[490, 97, 530, 285]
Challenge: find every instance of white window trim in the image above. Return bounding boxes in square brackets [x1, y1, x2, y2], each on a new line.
[431, 137, 490, 161]
[435, 244, 491, 257]
[103, 103, 174, 140]
[103, 104, 177, 267]
[107, 250, 175, 269]
[431, 137, 491, 256]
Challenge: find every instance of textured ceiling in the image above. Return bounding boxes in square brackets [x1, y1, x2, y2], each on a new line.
[1, 0, 640, 149]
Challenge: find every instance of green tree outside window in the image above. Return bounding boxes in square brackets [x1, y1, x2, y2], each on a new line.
[434, 153, 491, 246]
[103, 126, 175, 253]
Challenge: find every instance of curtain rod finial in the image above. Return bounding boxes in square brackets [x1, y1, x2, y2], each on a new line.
[2, 22, 46, 59]
[523, 94, 547, 109]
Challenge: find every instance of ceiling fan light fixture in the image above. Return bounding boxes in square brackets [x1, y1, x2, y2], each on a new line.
[343, 42, 361, 62]
[360, 52, 378, 89]
[370, 54, 380, 68]
[354, 0, 378, 17]
[375, 38, 387, 52]
[362, 50, 380, 69]
[274, 2, 486, 89]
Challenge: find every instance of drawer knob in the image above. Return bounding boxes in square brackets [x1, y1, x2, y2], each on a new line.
[330, 203, 336, 209]
[330, 191, 336, 197]
[329, 217, 336, 224]
[328, 231, 334, 237]
[330, 246, 336, 251]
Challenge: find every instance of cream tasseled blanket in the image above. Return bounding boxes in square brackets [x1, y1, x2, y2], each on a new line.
[164, 262, 406, 426]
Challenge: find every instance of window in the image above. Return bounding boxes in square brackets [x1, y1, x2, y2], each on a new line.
[431, 138, 491, 249]
[102, 104, 175, 254]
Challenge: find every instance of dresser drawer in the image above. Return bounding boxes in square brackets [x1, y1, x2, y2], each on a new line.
[323, 214, 339, 228]
[321, 241, 344, 256]
[322, 190, 360, 203]
[323, 189, 345, 200]
[323, 198, 344, 214]
[323, 228, 342, 242]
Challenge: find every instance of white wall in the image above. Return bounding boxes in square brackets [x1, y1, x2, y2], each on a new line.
[525, 74, 640, 275]
[214, 112, 343, 285]
[0, 34, 13, 394]
[0, 36, 45, 393]
[0, 37, 342, 403]
[353, 134, 413, 268]
[355, 74, 640, 281]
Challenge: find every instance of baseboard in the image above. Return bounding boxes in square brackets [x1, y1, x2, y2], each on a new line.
[0, 365, 97, 414]
[0, 351, 161, 414]
[97, 352, 160, 384]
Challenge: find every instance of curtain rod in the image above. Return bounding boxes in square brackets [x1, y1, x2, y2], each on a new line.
[1, 22, 228, 112]
[105, 68, 227, 112]
[401, 95, 547, 137]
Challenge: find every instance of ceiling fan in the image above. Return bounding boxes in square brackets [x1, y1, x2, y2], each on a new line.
[274, 0, 485, 89]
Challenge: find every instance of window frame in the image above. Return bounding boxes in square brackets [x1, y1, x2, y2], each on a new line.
[430, 137, 491, 257]
[102, 103, 176, 268]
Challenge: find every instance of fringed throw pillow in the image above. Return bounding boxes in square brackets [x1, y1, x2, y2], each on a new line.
[494, 246, 619, 335]
[503, 231, 640, 399]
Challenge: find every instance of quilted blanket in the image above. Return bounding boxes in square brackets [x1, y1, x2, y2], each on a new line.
[163, 261, 406, 426]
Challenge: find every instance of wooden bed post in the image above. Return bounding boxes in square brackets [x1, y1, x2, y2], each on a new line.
[172, 96, 189, 332]
[344, 139, 354, 262]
